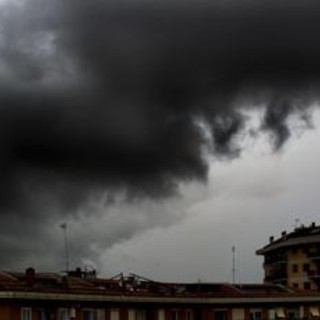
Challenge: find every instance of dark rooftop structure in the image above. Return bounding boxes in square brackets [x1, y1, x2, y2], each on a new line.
[257, 222, 320, 255]
[1, 267, 320, 320]
[0, 268, 298, 298]
[257, 222, 320, 291]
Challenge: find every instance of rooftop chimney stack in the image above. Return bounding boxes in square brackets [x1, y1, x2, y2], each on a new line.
[25, 267, 35, 286]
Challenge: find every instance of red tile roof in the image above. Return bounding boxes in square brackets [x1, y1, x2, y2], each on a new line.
[0, 268, 314, 299]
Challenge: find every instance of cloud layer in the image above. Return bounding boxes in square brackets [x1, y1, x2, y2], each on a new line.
[0, 0, 320, 270]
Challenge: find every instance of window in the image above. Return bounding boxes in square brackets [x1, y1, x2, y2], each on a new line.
[287, 311, 297, 319]
[40, 310, 52, 320]
[303, 263, 310, 272]
[158, 309, 165, 320]
[304, 282, 311, 290]
[232, 309, 244, 320]
[214, 310, 228, 320]
[83, 309, 95, 320]
[186, 310, 194, 320]
[250, 311, 262, 320]
[128, 310, 136, 320]
[293, 283, 299, 289]
[292, 264, 298, 273]
[309, 246, 317, 255]
[171, 310, 179, 320]
[136, 310, 146, 320]
[275, 308, 286, 319]
[21, 308, 32, 320]
[97, 309, 105, 320]
[69, 308, 76, 319]
[110, 309, 120, 320]
[58, 309, 69, 320]
[310, 307, 320, 317]
[268, 309, 276, 320]
[127, 309, 146, 320]
[81, 309, 105, 320]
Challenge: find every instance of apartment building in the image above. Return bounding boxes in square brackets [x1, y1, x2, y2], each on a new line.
[257, 222, 320, 291]
[1, 267, 320, 320]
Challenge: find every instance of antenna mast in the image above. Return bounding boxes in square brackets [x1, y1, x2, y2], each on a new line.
[60, 223, 69, 272]
[232, 245, 235, 284]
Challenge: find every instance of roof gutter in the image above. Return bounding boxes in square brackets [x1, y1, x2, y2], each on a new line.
[1, 291, 320, 305]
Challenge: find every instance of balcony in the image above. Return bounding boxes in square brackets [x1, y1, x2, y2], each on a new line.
[264, 260, 287, 268]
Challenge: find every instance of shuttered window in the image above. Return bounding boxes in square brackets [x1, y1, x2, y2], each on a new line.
[21, 308, 32, 320]
[110, 309, 120, 320]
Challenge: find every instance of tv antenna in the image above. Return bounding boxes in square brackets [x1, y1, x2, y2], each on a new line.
[60, 223, 70, 272]
[232, 245, 236, 284]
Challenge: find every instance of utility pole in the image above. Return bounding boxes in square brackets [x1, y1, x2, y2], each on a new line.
[60, 223, 69, 272]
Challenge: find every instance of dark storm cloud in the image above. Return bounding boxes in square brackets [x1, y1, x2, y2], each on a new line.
[1, 0, 320, 197]
[1, 0, 320, 268]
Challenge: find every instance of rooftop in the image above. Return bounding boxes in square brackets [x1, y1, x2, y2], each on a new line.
[256, 222, 320, 255]
[0, 267, 311, 299]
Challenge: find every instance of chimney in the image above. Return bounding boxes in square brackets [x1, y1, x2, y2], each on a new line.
[67, 267, 83, 278]
[25, 267, 35, 285]
[62, 276, 69, 289]
[311, 222, 316, 228]
[75, 267, 82, 277]
[269, 236, 274, 243]
[281, 231, 287, 237]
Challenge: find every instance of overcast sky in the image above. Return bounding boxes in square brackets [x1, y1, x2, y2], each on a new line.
[98, 109, 320, 283]
[10, 109, 320, 284]
[1, 0, 320, 284]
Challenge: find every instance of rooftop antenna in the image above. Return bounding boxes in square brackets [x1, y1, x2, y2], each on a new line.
[60, 223, 69, 272]
[232, 245, 236, 284]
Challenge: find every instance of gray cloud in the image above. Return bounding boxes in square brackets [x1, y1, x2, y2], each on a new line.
[0, 0, 320, 270]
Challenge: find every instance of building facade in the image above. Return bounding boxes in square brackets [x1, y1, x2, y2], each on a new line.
[1, 268, 320, 320]
[5, 223, 320, 320]
[256, 223, 320, 291]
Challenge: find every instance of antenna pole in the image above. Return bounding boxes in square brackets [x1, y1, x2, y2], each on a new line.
[232, 245, 235, 284]
[61, 223, 69, 272]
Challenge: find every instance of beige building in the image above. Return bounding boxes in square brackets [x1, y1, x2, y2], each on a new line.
[257, 222, 320, 291]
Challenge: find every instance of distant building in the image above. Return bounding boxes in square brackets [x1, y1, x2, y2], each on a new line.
[1, 267, 320, 320]
[257, 222, 320, 291]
